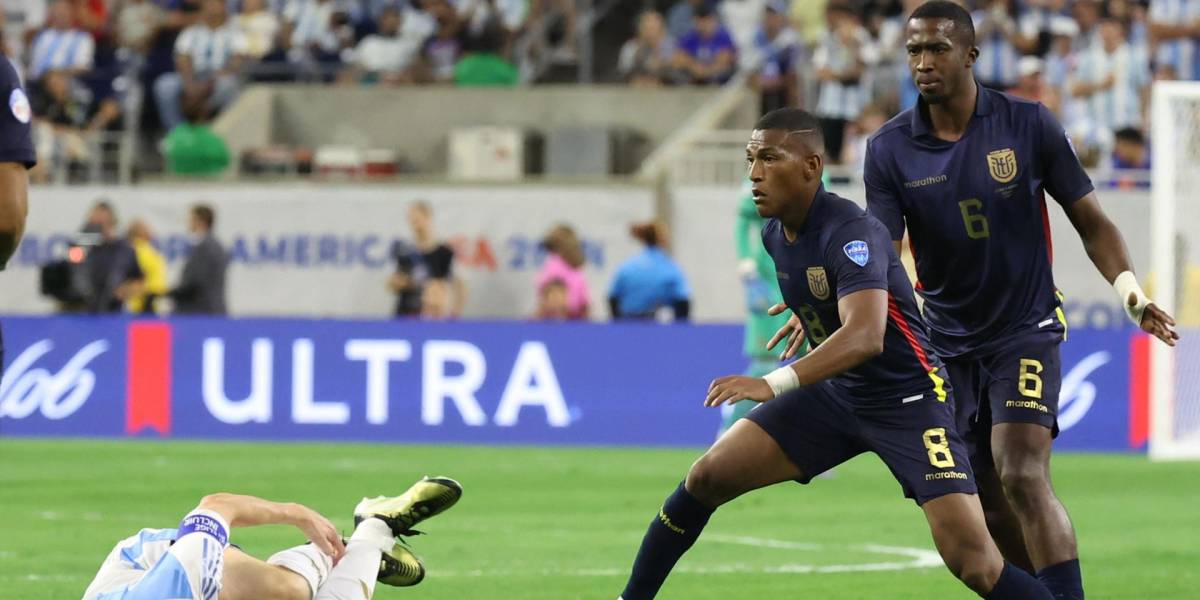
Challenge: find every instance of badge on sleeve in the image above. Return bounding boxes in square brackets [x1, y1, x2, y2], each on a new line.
[843, 240, 869, 267]
[9, 89, 30, 124]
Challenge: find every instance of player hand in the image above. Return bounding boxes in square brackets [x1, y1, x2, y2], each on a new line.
[766, 303, 806, 359]
[292, 505, 346, 564]
[705, 375, 774, 407]
[1137, 300, 1179, 347]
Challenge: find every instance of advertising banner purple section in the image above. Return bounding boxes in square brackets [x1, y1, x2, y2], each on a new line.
[0, 316, 1145, 450]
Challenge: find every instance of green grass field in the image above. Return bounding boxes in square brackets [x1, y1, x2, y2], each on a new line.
[1, 439, 1198, 599]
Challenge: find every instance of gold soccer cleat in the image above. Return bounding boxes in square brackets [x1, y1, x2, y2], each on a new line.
[377, 542, 425, 587]
[353, 476, 463, 537]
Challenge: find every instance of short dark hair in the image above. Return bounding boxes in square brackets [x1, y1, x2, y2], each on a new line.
[1114, 127, 1145, 146]
[755, 108, 825, 153]
[909, 0, 976, 47]
[93, 200, 115, 217]
[191, 204, 215, 230]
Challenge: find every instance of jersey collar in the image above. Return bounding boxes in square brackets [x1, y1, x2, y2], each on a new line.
[910, 81, 994, 139]
[798, 184, 829, 235]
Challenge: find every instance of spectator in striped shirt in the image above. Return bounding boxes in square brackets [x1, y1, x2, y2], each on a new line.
[972, 0, 1022, 91]
[812, 2, 877, 164]
[1069, 18, 1148, 138]
[153, 0, 243, 131]
[1148, 0, 1200, 81]
[27, 1, 94, 81]
[342, 6, 427, 85]
[281, 0, 356, 79]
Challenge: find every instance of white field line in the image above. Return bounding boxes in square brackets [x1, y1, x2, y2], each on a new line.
[428, 534, 944, 578]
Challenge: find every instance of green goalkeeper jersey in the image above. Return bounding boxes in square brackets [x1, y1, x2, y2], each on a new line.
[735, 184, 796, 359]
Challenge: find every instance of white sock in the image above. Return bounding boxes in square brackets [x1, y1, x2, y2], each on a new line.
[268, 544, 334, 599]
[314, 518, 393, 600]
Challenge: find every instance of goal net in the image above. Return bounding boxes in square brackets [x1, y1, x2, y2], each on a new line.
[1150, 81, 1200, 460]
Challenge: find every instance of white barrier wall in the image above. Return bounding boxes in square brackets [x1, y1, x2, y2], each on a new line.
[4, 183, 1152, 323]
[7, 184, 654, 318]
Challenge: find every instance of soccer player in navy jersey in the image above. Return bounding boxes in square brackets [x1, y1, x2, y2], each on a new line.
[0, 53, 37, 379]
[857, 2, 1179, 598]
[617, 108, 1055, 600]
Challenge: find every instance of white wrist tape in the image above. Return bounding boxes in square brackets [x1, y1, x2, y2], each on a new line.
[1113, 271, 1151, 325]
[762, 366, 801, 398]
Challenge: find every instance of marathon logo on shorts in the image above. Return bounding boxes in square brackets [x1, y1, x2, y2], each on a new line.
[179, 513, 229, 547]
[1005, 399, 1050, 413]
[925, 471, 969, 481]
[843, 240, 869, 267]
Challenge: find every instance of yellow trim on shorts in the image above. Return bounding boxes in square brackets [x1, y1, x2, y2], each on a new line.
[1054, 290, 1068, 341]
[928, 367, 947, 403]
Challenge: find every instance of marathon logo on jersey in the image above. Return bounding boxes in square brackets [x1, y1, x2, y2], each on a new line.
[987, 148, 1018, 183]
[8, 88, 30, 124]
[806, 267, 830, 300]
[843, 241, 869, 267]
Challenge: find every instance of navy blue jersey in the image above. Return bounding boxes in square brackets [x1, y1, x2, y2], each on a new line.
[762, 187, 946, 405]
[864, 87, 1091, 359]
[0, 56, 35, 168]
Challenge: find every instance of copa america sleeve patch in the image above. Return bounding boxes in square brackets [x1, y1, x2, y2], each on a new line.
[9, 89, 30, 124]
[843, 240, 869, 267]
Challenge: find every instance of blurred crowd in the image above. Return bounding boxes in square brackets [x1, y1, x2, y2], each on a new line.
[618, 0, 1193, 169]
[3, 0, 570, 177]
[2, 0, 1187, 177]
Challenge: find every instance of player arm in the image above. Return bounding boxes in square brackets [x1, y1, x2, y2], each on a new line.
[705, 289, 886, 406]
[863, 139, 906, 260]
[780, 288, 887, 385]
[196, 493, 345, 559]
[1062, 193, 1177, 344]
[0, 162, 29, 269]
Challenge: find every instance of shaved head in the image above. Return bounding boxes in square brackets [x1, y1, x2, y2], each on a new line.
[754, 108, 825, 155]
[909, 0, 975, 47]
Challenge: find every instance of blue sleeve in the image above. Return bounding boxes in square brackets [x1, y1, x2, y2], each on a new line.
[679, 34, 698, 56]
[0, 57, 36, 169]
[608, 264, 626, 298]
[863, 138, 904, 241]
[718, 30, 736, 52]
[1036, 103, 1093, 207]
[669, 265, 691, 301]
[825, 218, 890, 299]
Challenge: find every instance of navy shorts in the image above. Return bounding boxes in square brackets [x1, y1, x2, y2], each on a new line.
[944, 328, 1063, 474]
[745, 380, 976, 505]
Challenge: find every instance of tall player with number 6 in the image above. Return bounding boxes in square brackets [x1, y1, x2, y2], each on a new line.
[857, 2, 1180, 598]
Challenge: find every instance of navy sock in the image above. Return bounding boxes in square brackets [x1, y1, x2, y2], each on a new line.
[985, 562, 1055, 600]
[620, 482, 714, 600]
[1037, 559, 1084, 599]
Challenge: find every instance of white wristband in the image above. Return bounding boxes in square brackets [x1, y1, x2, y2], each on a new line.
[762, 366, 801, 398]
[1113, 271, 1151, 325]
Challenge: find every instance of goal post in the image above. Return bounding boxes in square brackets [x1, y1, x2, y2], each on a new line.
[1149, 80, 1200, 460]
